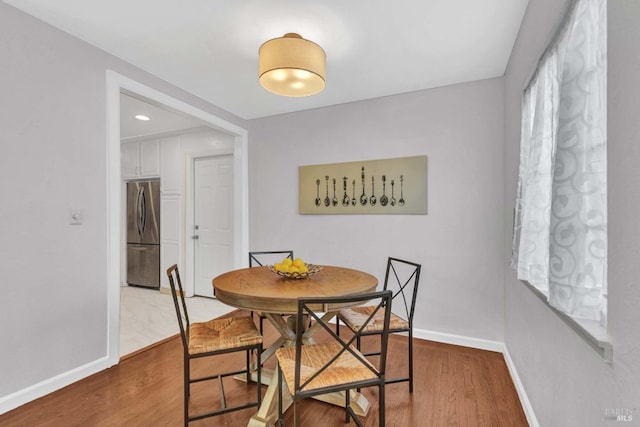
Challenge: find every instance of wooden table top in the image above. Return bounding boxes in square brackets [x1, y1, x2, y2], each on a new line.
[212, 265, 378, 314]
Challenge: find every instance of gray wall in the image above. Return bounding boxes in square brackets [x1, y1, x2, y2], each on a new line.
[248, 79, 506, 343]
[0, 2, 246, 399]
[503, 0, 640, 425]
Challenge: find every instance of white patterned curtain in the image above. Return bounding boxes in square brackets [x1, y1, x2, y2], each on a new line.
[511, 0, 607, 321]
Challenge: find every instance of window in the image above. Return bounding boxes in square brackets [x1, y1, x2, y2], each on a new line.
[511, 0, 607, 324]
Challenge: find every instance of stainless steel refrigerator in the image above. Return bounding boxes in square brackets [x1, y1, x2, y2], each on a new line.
[127, 180, 160, 288]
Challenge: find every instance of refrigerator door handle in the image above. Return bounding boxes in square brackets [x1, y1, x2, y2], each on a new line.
[141, 187, 147, 235]
[137, 186, 146, 237]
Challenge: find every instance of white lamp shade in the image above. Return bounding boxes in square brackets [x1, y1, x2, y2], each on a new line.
[259, 33, 326, 97]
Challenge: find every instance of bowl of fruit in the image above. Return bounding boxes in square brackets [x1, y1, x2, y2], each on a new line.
[268, 257, 323, 279]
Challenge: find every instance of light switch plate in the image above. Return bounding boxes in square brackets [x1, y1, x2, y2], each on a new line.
[69, 209, 83, 225]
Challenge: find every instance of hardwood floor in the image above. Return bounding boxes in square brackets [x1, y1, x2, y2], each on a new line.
[0, 312, 528, 427]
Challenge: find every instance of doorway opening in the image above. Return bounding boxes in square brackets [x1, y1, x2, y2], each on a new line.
[106, 71, 249, 366]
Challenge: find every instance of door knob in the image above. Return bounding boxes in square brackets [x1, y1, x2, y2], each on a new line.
[192, 235, 199, 240]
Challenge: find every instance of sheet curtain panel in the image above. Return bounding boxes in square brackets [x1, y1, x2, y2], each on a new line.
[511, 0, 607, 322]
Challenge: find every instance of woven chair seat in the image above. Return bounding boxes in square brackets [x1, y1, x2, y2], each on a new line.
[335, 257, 421, 396]
[276, 342, 378, 394]
[188, 316, 263, 355]
[338, 306, 409, 332]
[168, 265, 263, 426]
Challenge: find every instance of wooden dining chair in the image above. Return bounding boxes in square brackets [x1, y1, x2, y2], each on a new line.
[275, 290, 393, 427]
[248, 250, 294, 334]
[166, 265, 263, 426]
[336, 257, 422, 392]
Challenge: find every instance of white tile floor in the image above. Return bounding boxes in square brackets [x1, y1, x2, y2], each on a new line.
[119, 285, 235, 357]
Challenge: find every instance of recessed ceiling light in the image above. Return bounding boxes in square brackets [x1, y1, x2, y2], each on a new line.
[135, 114, 150, 121]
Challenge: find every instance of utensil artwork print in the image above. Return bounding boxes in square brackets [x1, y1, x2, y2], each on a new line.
[342, 177, 350, 207]
[301, 155, 427, 214]
[351, 179, 357, 206]
[359, 167, 368, 206]
[380, 175, 389, 206]
[390, 179, 396, 206]
[324, 176, 330, 207]
[311, 167, 408, 210]
[369, 176, 377, 206]
[315, 179, 321, 207]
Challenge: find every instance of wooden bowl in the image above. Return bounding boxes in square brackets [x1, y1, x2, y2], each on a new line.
[267, 264, 323, 279]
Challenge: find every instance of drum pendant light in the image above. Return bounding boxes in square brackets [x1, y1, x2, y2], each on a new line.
[259, 33, 326, 97]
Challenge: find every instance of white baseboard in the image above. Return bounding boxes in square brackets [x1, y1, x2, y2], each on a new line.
[413, 327, 538, 427]
[0, 356, 112, 415]
[413, 327, 504, 352]
[502, 347, 540, 427]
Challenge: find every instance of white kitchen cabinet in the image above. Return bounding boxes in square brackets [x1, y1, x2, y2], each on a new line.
[121, 142, 139, 178]
[160, 194, 182, 290]
[160, 136, 181, 194]
[121, 140, 160, 179]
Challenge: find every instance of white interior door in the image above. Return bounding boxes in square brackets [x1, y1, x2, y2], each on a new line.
[193, 155, 234, 297]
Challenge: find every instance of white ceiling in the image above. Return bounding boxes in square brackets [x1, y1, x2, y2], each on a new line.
[120, 93, 206, 140]
[5, 0, 529, 120]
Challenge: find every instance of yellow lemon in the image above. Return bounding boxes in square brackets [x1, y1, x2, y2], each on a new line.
[293, 258, 305, 268]
[289, 266, 300, 273]
[282, 258, 293, 266]
[299, 265, 309, 273]
[274, 263, 283, 271]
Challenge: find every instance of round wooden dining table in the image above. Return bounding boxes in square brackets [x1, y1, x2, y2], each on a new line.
[213, 265, 378, 314]
[212, 265, 378, 427]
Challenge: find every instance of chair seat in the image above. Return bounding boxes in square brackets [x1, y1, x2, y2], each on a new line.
[275, 342, 378, 394]
[338, 306, 409, 332]
[188, 316, 262, 355]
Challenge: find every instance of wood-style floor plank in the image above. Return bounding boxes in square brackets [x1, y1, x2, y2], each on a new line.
[0, 312, 528, 426]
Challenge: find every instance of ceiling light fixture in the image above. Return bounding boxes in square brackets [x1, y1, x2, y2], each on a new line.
[259, 33, 326, 97]
[135, 114, 150, 121]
